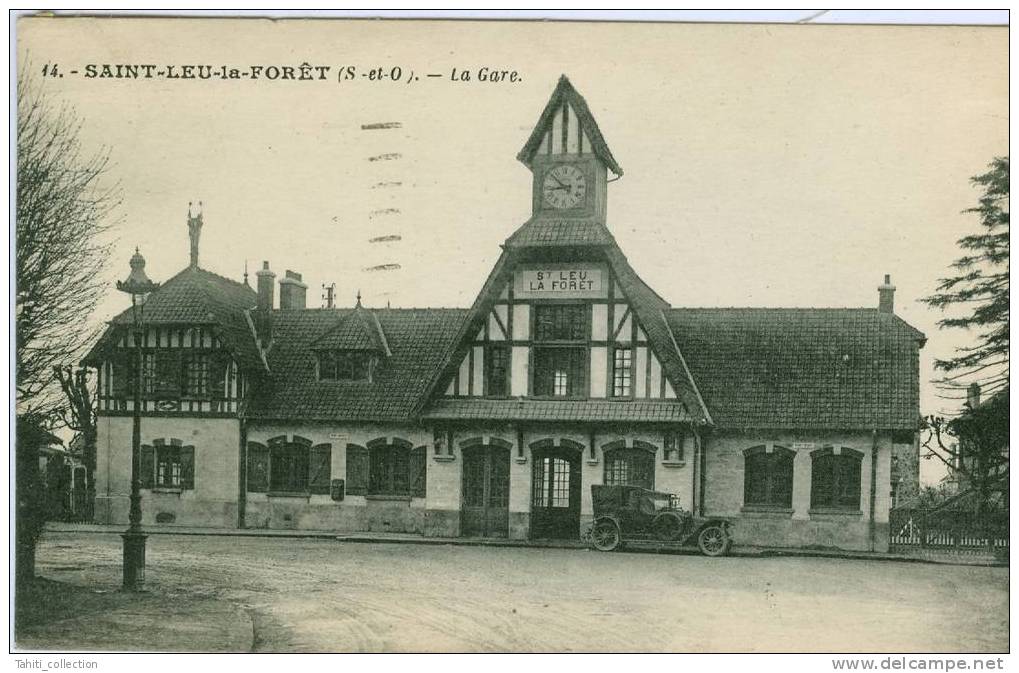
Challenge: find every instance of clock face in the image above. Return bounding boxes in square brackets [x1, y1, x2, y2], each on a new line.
[542, 164, 587, 210]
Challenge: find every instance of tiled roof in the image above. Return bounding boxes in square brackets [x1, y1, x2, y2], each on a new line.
[504, 217, 615, 248]
[245, 308, 469, 422]
[423, 398, 693, 423]
[517, 75, 623, 176]
[666, 308, 925, 431]
[83, 266, 264, 371]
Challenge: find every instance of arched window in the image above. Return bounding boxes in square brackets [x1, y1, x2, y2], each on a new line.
[247, 436, 331, 495]
[810, 447, 863, 511]
[743, 445, 794, 509]
[603, 443, 655, 490]
[362, 438, 427, 497]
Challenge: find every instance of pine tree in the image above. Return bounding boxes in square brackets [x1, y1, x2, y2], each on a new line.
[923, 157, 1009, 398]
[921, 157, 1009, 516]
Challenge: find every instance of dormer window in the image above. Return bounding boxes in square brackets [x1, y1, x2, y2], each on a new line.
[310, 304, 391, 383]
[318, 350, 374, 382]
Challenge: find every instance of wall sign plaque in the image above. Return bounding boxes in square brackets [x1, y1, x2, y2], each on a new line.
[514, 264, 607, 299]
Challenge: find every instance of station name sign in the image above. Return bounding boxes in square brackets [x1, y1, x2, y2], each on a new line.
[514, 264, 607, 299]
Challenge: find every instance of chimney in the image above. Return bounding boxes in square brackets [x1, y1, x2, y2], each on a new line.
[256, 261, 275, 311]
[279, 270, 308, 310]
[878, 274, 896, 313]
[187, 202, 203, 269]
[967, 382, 981, 410]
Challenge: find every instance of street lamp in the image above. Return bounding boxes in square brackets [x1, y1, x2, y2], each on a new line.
[116, 248, 159, 591]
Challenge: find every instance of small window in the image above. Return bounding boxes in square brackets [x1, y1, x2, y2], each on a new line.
[141, 440, 194, 490]
[485, 345, 510, 397]
[743, 446, 794, 509]
[810, 447, 863, 511]
[533, 346, 586, 397]
[612, 346, 633, 397]
[182, 353, 210, 397]
[603, 448, 654, 489]
[318, 351, 373, 381]
[664, 431, 685, 462]
[156, 445, 182, 487]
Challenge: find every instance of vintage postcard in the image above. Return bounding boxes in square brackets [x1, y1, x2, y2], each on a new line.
[12, 14, 1008, 657]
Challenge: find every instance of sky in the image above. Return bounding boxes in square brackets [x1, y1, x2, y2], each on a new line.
[17, 17, 1007, 484]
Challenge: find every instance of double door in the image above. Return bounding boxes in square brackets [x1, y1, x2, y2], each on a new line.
[461, 445, 510, 537]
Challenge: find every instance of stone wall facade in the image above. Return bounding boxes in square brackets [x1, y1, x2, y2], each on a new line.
[702, 430, 894, 552]
[94, 415, 901, 551]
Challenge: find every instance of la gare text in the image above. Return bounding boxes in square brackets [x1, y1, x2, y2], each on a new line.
[68, 63, 521, 84]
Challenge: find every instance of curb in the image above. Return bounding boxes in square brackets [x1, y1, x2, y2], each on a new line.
[44, 524, 1006, 567]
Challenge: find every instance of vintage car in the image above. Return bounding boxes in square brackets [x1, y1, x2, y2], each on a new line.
[590, 484, 732, 556]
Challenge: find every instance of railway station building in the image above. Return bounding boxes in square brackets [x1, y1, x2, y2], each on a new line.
[86, 77, 924, 551]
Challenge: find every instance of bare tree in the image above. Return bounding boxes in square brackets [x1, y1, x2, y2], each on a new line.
[16, 66, 119, 417]
[922, 389, 1008, 517]
[53, 365, 97, 516]
[16, 66, 119, 585]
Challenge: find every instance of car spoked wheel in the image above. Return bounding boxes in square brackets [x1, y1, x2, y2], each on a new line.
[592, 520, 622, 552]
[697, 524, 731, 557]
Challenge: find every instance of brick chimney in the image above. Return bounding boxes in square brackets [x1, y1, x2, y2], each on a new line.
[878, 274, 895, 313]
[256, 261, 275, 311]
[279, 270, 308, 310]
[967, 382, 981, 410]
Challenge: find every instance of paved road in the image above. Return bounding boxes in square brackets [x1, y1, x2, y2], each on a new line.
[29, 532, 1008, 653]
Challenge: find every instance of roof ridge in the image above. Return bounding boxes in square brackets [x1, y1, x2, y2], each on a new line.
[271, 306, 470, 313]
[193, 265, 257, 295]
[668, 306, 880, 311]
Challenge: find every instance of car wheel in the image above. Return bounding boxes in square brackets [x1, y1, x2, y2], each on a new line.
[697, 524, 731, 557]
[592, 520, 622, 552]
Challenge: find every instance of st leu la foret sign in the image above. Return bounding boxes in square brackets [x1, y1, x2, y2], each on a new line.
[514, 265, 607, 299]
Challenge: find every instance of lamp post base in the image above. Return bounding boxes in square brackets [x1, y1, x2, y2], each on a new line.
[122, 530, 147, 591]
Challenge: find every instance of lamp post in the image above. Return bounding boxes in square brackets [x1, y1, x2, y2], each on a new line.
[116, 248, 159, 591]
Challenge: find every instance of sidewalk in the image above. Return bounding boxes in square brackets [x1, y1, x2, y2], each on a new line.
[44, 522, 1005, 566]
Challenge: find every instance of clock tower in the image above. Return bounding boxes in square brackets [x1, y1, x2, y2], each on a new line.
[517, 76, 623, 222]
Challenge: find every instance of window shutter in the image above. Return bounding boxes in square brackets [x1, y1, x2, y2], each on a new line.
[180, 445, 195, 489]
[247, 442, 269, 493]
[308, 444, 332, 494]
[410, 446, 427, 498]
[346, 444, 369, 495]
[140, 444, 155, 488]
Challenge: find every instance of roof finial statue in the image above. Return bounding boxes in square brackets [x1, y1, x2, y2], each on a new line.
[355, 289, 362, 308]
[187, 201, 203, 269]
[243, 259, 249, 287]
